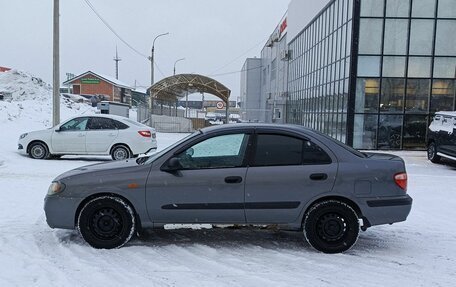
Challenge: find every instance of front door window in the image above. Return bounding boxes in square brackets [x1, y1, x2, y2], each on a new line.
[176, 133, 249, 169]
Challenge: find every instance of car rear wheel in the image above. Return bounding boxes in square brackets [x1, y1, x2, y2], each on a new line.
[303, 200, 359, 254]
[29, 142, 49, 159]
[77, 196, 136, 249]
[427, 142, 441, 163]
[111, 145, 131, 161]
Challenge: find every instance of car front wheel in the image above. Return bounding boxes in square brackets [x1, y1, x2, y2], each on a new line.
[427, 142, 441, 163]
[77, 196, 136, 249]
[303, 200, 359, 254]
[111, 145, 131, 161]
[29, 142, 49, 159]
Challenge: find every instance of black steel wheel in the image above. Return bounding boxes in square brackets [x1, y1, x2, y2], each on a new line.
[427, 142, 441, 163]
[111, 145, 131, 161]
[77, 196, 135, 249]
[304, 200, 359, 254]
[29, 142, 49, 159]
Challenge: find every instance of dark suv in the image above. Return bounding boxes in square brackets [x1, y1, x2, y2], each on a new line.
[427, 112, 456, 163]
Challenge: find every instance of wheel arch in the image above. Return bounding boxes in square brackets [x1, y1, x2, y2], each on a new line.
[74, 192, 142, 232]
[301, 195, 369, 227]
[27, 140, 50, 154]
[109, 143, 133, 155]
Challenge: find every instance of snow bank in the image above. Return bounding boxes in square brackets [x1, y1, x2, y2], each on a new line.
[0, 69, 51, 102]
[0, 69, 96, 126]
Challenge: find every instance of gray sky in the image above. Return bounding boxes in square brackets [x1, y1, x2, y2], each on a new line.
[0, 0, 290, 99]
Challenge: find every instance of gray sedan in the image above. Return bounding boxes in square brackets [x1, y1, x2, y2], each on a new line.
[44, 124, 412, 253]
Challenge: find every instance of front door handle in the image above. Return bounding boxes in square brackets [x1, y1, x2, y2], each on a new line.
[225, 176, 243, 184]
[310, 173, 328, 181]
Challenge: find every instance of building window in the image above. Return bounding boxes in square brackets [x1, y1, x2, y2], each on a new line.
[435, 20, 456, 56]
[359, 19, 383, 54]
[430, 80, 455, 113]
[409, 20, 435, 55]
[408, 57, 432, 78]
[383, 56, 407, 77]
[412, 0, 436, 18]
[433, 57, 456, 78]
[386, 0, 410, 17]
[378, 114, 403, 149]
[381, 78, 406, 113]
[357, 56, 381, 77]
[353, 114, 378, 149]
[406, 79, 431, 112]
[384, 19, 409, 55]
[403, 115, 428, 149]
[355, 78, 380, 113]
[438, 0, 456, 18]
[360, 0, 384, 17]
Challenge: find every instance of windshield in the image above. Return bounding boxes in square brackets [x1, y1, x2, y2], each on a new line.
[143, 131, 201, 165]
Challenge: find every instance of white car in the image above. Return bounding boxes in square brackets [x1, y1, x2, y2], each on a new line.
[18, 114, 157, 160]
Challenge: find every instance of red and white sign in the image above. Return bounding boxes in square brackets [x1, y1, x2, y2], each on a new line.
[216, 102, 225, 109]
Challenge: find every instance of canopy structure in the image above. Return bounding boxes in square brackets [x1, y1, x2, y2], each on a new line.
[147, 74, 231, 122]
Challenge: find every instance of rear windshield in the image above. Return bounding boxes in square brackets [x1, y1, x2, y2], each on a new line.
[124, 118, 147, 127]
[311, 130, 366, 158]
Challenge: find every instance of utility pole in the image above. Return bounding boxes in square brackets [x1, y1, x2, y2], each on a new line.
[148, 32, 169, 86]
[52, 0, 60, 126]
[113, 46, 122, 80]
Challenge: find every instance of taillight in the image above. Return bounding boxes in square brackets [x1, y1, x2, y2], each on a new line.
[394, 173, 407, 191]
[138, 131, 151, 138]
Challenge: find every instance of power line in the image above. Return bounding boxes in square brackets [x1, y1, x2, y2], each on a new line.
[209, 38, 265, 75]
[210, 64, 263, 78]
[82, 0, 167, 79]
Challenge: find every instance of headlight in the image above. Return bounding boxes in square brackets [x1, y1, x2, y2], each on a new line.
[19, 133, 28, 139]
[47, 181, 66, 195]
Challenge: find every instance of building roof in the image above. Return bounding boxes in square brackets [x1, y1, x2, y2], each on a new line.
[63, 71, 132, 89]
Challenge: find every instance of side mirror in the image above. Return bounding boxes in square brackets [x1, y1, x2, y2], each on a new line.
[55, 128, 61, 132]
[161, 157, 181, 172]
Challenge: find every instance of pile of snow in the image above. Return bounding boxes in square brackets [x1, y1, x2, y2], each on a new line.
[0, 69, 96, 126]
[0, 69, 51, 101]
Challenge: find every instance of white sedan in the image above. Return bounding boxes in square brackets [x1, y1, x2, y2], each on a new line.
[18, 114, 157, 160]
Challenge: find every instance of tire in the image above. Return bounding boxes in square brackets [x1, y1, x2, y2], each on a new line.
[29, 142, 49, 159]
[111, 145, 131, 161]
[303, 200, 359, 254]
[427, 142, 441, 163]
[77, 196, 136, 249]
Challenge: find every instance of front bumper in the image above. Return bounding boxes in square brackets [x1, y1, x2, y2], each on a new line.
[360, 195, 413, 227]
[17, 141, 27, 155]
[44, 195, 83, 229]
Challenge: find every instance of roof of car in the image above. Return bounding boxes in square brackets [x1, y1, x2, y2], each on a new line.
[199, 123, 314, 134]
[435, 111, 456, 117]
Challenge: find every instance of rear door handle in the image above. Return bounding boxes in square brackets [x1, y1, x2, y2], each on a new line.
[78, 133, 85, 137]
[225, 176, 243, 184]
[310, 173, 328, 181]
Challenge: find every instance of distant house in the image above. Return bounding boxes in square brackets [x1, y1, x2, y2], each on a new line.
[63, 71, 132, 105]
[0, 66, 11, 73]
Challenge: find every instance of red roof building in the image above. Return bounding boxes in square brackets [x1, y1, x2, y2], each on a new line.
[0, 66, 11, 72]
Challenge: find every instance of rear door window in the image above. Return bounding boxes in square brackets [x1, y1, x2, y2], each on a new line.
[253, 134, 303, 166]
[87, 117, 116, 130]
[253, 134, 332, 166]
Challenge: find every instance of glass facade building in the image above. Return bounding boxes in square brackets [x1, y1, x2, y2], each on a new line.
[286, 0, 456, 149]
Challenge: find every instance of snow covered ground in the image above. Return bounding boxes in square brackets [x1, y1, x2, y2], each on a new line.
[1, 70, 456, 286]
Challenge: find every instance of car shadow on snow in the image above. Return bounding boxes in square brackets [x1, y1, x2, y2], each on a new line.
[54, 226, 402, 254]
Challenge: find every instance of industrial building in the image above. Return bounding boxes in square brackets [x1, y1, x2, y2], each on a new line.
[241, 0, 456, 149]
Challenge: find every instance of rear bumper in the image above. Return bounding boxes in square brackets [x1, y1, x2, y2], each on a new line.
[360, 195, 413, 227]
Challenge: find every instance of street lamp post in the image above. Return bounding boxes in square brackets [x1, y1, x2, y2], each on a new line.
[148, 32, 169, 86]
[173, 58, 185, 76]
